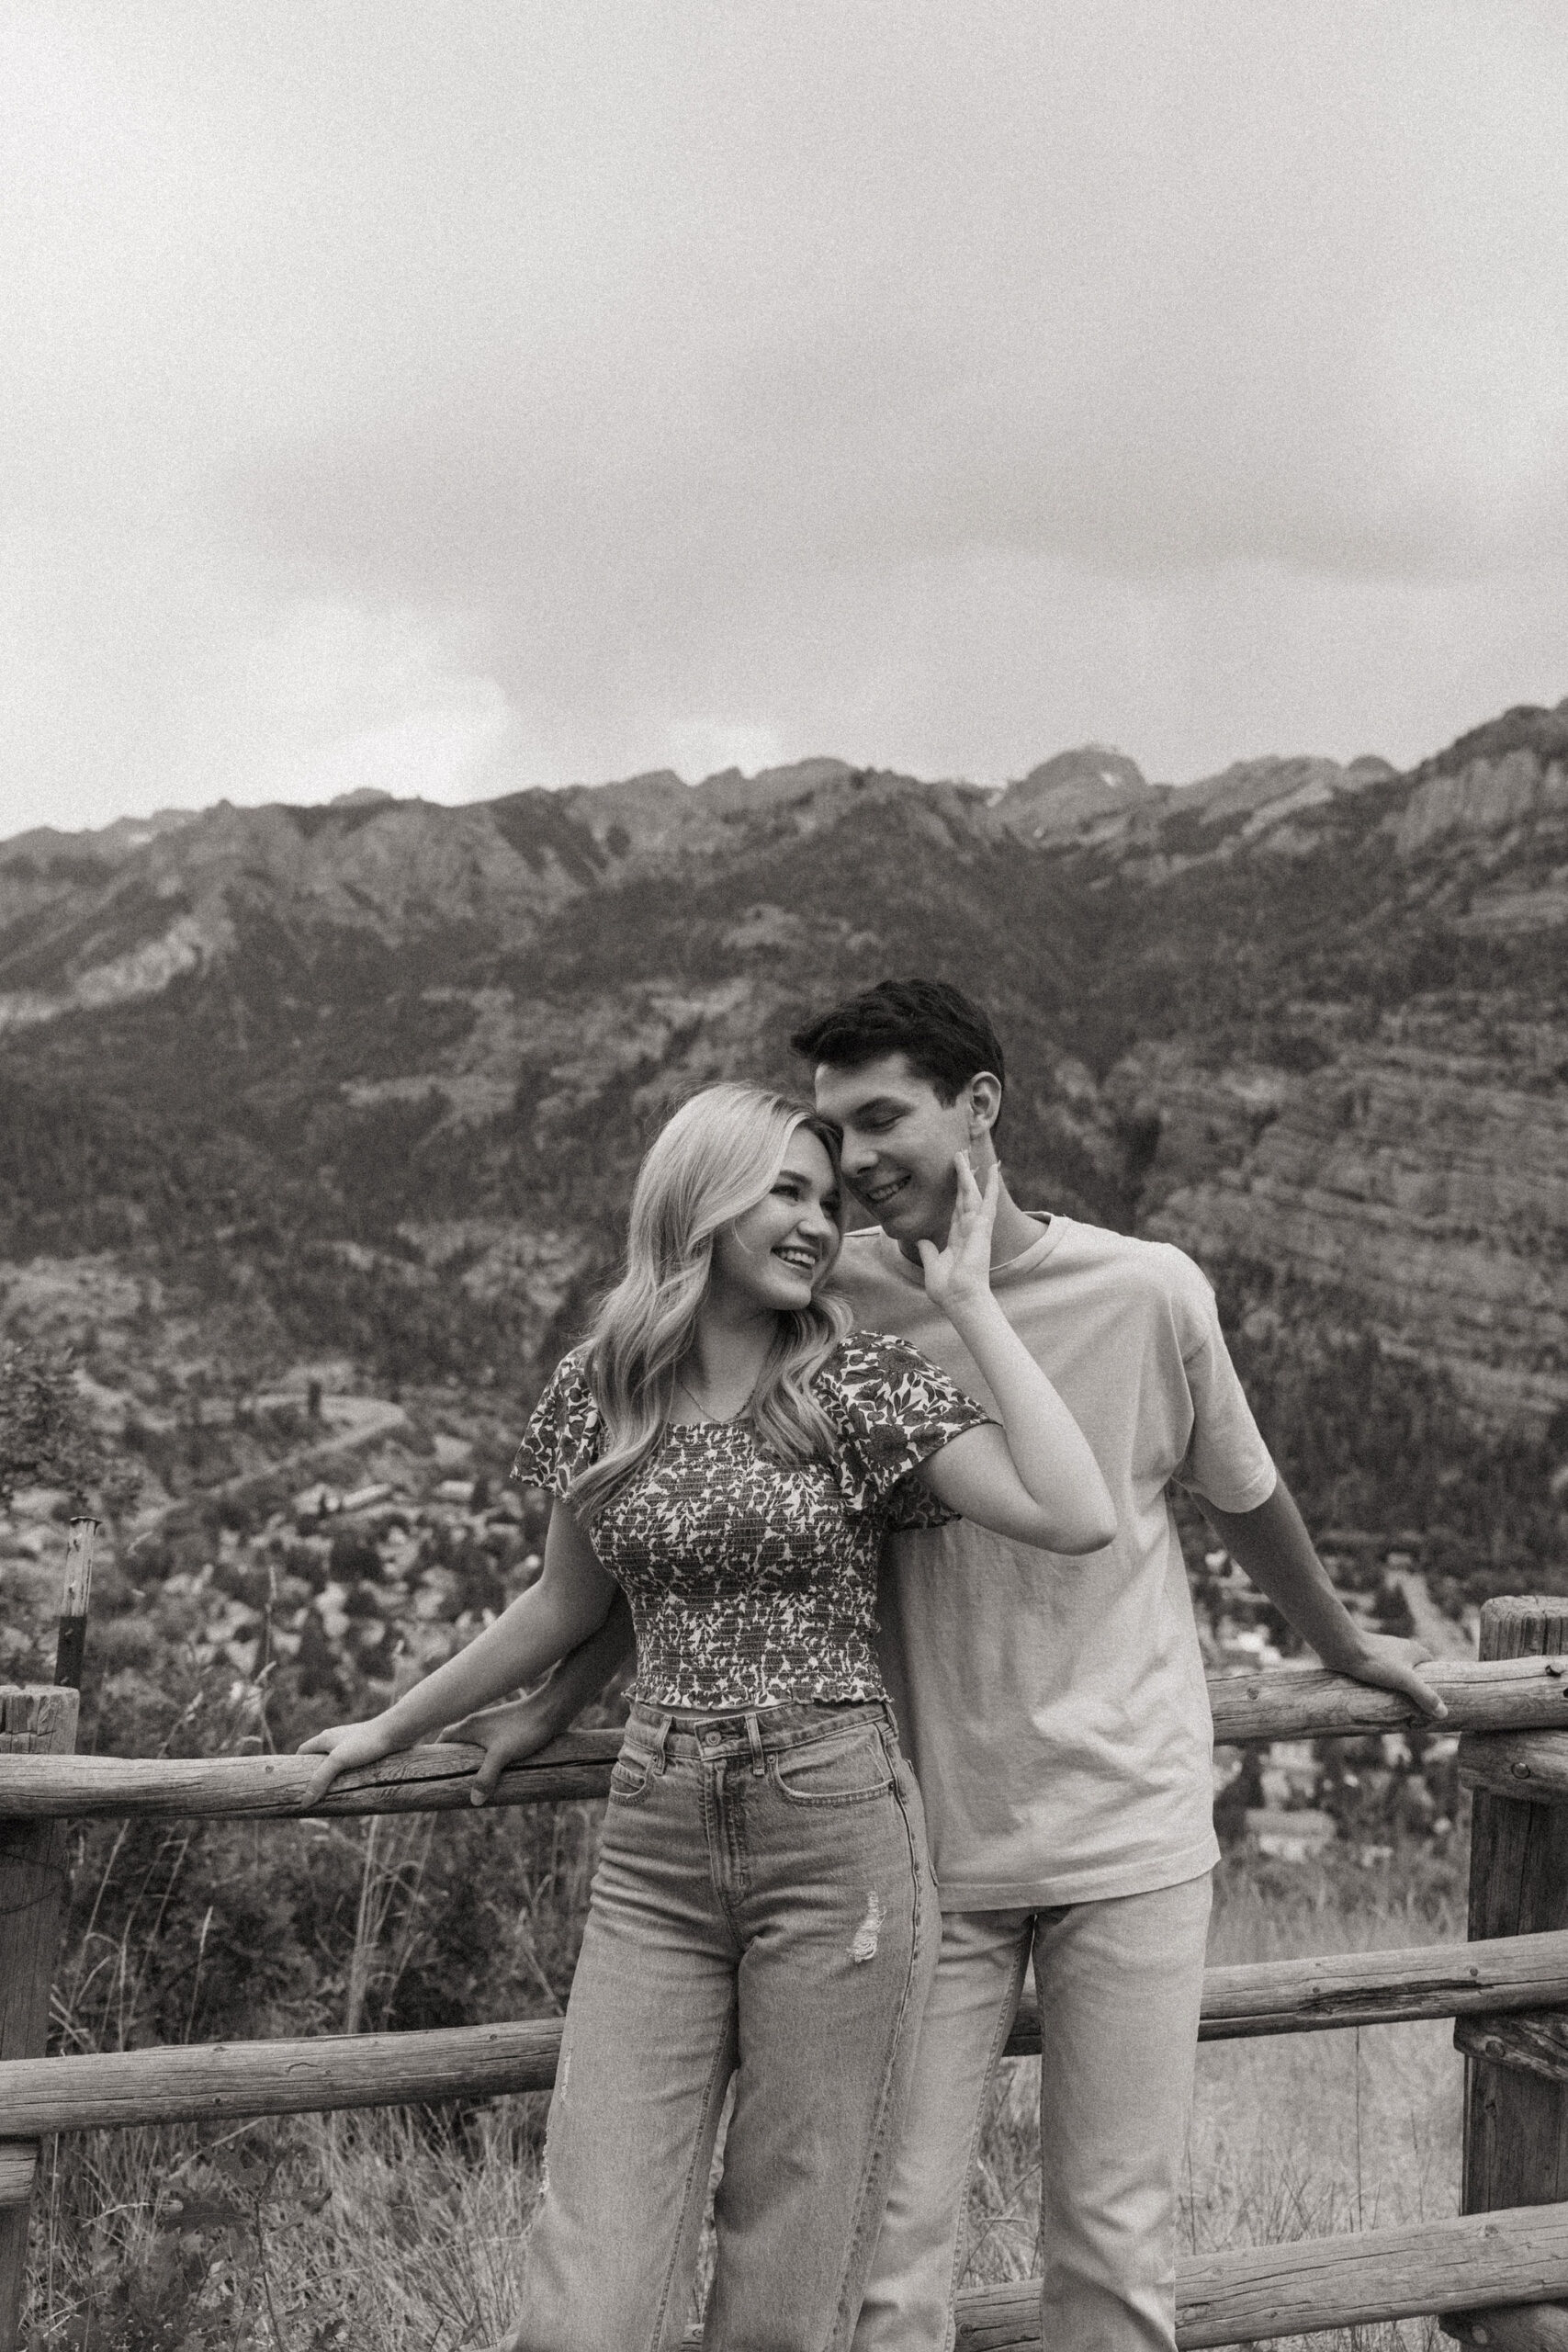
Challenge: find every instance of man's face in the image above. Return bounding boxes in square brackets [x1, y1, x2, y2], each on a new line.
[812, 1052, 976, 1247]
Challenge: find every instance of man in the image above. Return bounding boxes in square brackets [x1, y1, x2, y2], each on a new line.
[461, 977, 1443, 2352]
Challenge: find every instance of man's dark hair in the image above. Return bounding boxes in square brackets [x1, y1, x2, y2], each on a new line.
[789, 978, 1006, 1111]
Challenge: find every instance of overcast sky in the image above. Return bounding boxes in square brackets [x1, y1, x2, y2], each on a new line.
[5, 1, 1566, 834]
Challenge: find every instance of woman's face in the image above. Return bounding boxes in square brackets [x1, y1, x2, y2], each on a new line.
[709, 1128, 843, 1317]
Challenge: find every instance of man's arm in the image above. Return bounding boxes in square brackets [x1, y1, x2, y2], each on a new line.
[1201, 1476, 1448, 1720]
[440, 1592, 637, 1803]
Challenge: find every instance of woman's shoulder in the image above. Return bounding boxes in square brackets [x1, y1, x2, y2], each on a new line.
[819, 1328, 953, 1407]
[513, 1348, 601, 1488]
[537, 1344, 595, 1400]
[525, 1349, 601, 1442]
[814, 1327, 987, 1506]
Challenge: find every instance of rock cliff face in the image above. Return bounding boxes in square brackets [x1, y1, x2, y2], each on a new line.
[1138, 1018, 1568, 1420]
[2, 699, 1565, 1433]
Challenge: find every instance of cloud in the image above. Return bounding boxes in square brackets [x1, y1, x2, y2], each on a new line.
[3, 0, 1567, 832]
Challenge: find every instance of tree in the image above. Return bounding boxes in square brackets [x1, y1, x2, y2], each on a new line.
[0, 1340, 140, 1516]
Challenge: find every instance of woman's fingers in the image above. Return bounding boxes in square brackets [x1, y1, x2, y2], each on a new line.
[298, 1724, 349, 1755]
[947, 1151, 976, 1242]
[299, 1729, 357, 1810]
[302, 1750, 349, 1808]
[297, 1721, 395, 1807]
[948, 1151, 996, 1260]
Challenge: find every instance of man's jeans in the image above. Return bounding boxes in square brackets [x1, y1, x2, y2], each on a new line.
[511, 1699, 939, 2352]
[852, 1871, 1213, 2352]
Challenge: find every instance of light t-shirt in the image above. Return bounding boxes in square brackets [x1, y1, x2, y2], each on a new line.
[834, 1214, 1278, 1910]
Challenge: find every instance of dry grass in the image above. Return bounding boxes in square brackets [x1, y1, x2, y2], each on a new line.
[27, 2099, 550, 2352]
[961, 1850, 1468, 2352]
[24, 1849, 1475, 2350]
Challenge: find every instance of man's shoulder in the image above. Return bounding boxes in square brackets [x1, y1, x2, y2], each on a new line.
[833, 1216, 1213, 1306]
[1013, 1225, 1229, 1380]
[1032, 1216, 1214, 1306]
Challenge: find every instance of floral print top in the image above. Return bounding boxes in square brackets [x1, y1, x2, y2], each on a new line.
[511, 1333, 992, 1711]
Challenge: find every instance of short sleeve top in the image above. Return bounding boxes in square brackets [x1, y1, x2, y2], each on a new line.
[511, 1332, 992, 1711]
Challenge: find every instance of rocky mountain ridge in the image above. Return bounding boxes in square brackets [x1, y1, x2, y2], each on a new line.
[0, 726, 1489, 1035]
[1, 697, 1565, 1448]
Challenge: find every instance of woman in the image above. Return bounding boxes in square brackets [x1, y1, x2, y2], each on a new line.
[301, 1084, 1114, 2352]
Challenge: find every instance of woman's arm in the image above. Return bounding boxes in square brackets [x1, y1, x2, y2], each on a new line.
[440, 1593, 638, 1804]
[299, 1501, 618, 1803]
[916, 1157, 1117, 1555]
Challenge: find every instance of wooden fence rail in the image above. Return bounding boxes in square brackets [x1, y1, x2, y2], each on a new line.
[6, 1926, 1568, 2159]
[3, 1654, 1568, 1825]
[950, 2202, 1568, 2351]
[8, 1602, 1568, 2346]
[0, 1726, 623, 1820]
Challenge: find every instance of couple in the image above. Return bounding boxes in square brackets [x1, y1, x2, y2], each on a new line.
[304, 978, 1443, 2352]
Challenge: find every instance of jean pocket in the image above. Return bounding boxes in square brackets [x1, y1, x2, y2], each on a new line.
[770, 1726, 895, 1807]
[609, 1753, 653, 1804]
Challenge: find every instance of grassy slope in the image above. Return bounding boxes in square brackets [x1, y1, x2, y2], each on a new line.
[27, 1851, 1468, 2352]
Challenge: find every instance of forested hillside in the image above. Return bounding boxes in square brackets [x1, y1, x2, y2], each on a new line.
[2, 701, 1566, 1585]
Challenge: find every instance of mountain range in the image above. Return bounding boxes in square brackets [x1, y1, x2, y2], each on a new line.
[2, 700, 1565, 1520]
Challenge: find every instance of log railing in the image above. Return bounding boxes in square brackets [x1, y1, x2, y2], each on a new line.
[6, 1595, 1568, 2347]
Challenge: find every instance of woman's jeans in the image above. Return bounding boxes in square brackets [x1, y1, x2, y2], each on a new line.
[510, 1699, 938, 2352]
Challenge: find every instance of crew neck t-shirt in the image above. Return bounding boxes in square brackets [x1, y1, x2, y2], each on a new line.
[833, 1216, 1277, 1909]
[512, 1333, 990, 1712]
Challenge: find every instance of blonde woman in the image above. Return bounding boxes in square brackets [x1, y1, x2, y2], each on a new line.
[301, 1084, 1114, 2352]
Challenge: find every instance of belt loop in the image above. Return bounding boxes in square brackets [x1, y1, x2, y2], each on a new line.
[649, 1711, 672, 1772]
[745, 1712, 766, 1777]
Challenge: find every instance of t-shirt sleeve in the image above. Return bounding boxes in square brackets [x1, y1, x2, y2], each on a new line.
[828, 1332, 993, 1526]
[510, 1352, 602, 1498]
[1162, 1252, 1278, 1513]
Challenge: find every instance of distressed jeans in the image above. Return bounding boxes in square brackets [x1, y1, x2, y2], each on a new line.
[509, 1699, 939, 2352]
[852, 1871, 1214, 2352]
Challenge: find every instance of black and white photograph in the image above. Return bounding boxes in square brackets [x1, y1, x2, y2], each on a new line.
[2, 6, 1566, 2349]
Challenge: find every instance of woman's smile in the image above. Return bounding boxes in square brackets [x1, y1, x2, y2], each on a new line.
[710, 1128, 843, 1309]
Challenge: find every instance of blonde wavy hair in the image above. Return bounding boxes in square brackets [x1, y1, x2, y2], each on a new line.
[566, 1083, 853, 1523]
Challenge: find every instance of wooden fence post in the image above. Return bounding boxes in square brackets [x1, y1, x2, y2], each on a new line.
[53, 1519, 98, 1695]
[1448, 1598, 1568, 2352]
[0, 1685, 79, 2352]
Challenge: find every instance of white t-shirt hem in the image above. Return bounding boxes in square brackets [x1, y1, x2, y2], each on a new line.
[931, 1826, 1222, 1914]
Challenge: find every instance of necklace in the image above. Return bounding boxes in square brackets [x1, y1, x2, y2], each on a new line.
[675, 1368, 751, 1423]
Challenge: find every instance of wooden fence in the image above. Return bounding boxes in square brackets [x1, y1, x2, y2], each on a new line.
[7, 1589, 1568, 2346]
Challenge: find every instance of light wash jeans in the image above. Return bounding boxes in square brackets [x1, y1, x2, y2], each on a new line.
[852, 1871, 1213, 2352]
[509, 1698, 939, 2352]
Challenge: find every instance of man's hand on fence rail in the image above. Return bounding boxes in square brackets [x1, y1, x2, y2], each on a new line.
[440, 1693, 574, 1804]
[1206, 1655, 1566, 1745]
[1326, 1629, 1450, 1723]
